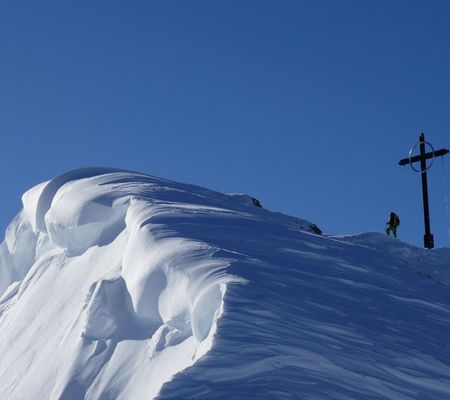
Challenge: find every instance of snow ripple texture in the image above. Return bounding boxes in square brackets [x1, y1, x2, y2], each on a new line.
[1, 168, 450, 400]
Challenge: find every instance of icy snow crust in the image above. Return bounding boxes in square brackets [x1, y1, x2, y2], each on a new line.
[1, 168, 450, 399]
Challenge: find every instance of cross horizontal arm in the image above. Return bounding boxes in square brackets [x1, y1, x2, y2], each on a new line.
[398, 148, 449, 166]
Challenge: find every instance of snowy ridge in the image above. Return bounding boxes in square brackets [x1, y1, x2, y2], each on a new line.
[0, 168, 315, 399]
[1, 168, 450, 399]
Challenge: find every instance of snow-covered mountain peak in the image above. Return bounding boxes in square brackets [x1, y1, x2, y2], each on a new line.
[1, 168, 450, 399]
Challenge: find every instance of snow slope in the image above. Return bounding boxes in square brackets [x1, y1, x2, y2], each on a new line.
[1, 168, 450, 400]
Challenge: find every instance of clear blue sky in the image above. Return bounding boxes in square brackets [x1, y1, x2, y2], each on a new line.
[1, 0, 450, 248]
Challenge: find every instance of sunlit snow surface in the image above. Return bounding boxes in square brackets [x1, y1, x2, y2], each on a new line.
[1, 168, 450, 400]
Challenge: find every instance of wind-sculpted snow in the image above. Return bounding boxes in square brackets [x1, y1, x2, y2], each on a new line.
[1, 168, 450, 399]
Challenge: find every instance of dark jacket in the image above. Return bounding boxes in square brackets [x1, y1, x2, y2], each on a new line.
[389, 213, 400, 227]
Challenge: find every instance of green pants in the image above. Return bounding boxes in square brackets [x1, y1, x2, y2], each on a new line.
[386, 225, 397, 238]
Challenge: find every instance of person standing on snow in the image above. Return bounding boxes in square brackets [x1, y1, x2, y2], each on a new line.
[386, 212, 400, 238]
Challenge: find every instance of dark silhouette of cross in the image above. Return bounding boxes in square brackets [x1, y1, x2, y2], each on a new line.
[398, 133, 449, 249]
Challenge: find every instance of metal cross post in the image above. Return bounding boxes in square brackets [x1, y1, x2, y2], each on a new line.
[398, 133, 449, 249]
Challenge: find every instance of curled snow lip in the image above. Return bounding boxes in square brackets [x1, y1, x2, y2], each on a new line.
[34, 167, 135, 233]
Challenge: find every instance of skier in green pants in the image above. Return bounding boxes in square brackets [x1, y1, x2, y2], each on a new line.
[386, 212, 400, 238]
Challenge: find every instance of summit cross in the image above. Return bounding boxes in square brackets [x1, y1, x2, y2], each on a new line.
[398, 133, 449, 249]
